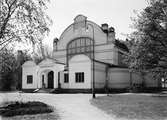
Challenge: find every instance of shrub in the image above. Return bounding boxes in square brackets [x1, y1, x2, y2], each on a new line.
[0, 101, 53, 117]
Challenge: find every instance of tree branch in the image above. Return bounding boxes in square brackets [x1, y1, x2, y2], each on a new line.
[0, 0, 18, 39]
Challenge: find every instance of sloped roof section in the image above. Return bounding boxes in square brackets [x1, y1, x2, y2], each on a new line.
[22, 61, 36, 67]
[38, 58, 64, 67]
[115, 40, 129, 52]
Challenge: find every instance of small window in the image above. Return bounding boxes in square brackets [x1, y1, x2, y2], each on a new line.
[27, 75, 33, 84]
[75, 72, 84, 83]
[64, 73, 69, 83]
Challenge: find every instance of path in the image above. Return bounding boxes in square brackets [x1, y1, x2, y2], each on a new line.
[0, 93, 115, 120]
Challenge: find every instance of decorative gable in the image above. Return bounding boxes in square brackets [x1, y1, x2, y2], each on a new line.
[73, 15, 87, 30]
[74, 15, 87, 22]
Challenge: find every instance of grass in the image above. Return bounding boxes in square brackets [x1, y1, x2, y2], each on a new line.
[0, 101, 54, 117]
[91, 94, 167, 120]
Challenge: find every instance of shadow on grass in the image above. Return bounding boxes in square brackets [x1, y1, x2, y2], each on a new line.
[0, 101, 54, 117]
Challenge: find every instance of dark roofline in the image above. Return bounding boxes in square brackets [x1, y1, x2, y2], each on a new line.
[93, 59, 128, 68]
[114, 39, 129, 52]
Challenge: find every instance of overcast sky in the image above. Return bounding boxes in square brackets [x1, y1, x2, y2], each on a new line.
[43, 0, 148, 46]
[17, 0, 148, 50]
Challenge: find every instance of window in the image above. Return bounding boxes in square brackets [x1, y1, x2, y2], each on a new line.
[27, 75, 33, 84]
[64, 73, 69, 83]
[66, 38, 93, 64]
[75, 72, 84, 83]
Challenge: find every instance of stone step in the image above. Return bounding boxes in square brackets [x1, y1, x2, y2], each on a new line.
[33, 89, 54, 93]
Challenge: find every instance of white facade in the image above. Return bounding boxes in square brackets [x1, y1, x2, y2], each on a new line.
[22, 15, 160, 91]
[22, 59, 64, 89]
[22, 61, 38, 89]
[53, 15, 118, 65]
[69, 55, 91, 89]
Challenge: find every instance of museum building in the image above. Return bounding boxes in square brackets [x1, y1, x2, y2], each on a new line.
[22, 15, 160, 92]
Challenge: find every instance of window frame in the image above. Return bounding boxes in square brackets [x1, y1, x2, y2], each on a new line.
[75, 72, 84, 83]
[66, 37, 93, 65]
[64, 73, 69, 83]
[27, 75, 33, 84]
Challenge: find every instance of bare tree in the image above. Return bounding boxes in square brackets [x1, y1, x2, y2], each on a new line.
[0, 0, 52, 50]
[32, 42, 53, 64]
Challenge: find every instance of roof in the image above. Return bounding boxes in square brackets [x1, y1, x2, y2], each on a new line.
[38, 58, 65, 66]
[94, 59, 128, 68]
[22, 61, 36, 67]
[114, 40, 129, 52]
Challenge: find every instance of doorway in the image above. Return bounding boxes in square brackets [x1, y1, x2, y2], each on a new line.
[48, 71, 54, 88]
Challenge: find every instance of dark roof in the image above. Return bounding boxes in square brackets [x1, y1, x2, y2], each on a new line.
[115, 40, 129, 52]
[94, 59, 128, 68]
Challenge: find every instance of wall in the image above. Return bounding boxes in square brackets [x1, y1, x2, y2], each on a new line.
[56, 21, 107, 50]
[53, 43, 117, 65]
[94, 44, 117, 65]
[108, 68, 158, 89]
[22, 62, 38, 89]
[93, 61, 107, 88]
[22, 59, 65, 89]
[108, 68, 131, 88]
[53, 15, 117, 65]
[60, 71, 70, 89]
[69, 55, 91, 89]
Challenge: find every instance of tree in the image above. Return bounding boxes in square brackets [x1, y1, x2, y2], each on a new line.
[0, 0, 52, 50]
[32, 42, 53, 64]
[0, 48, 17, 90]
[0, 48, 31, 90]
[126, 0, 167, 81]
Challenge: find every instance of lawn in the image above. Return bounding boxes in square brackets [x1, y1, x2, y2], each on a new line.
[91, 94, 167, 120]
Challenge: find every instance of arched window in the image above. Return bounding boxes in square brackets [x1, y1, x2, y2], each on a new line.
[67, 37, 93, 64]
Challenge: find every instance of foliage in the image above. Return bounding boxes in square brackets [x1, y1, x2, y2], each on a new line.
[0, 101, 53, 117]
[125, 0, 167, 80]
[0, 48, 30, 90]
[0, 48, 17, 74]
[0, 0, 52, 50]
[0, 48, 17, 90]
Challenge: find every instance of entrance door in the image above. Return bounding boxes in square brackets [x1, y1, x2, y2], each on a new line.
[48, 71, 54, 88]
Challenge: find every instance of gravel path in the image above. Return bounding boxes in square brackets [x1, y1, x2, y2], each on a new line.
[0, 93, 114, 120]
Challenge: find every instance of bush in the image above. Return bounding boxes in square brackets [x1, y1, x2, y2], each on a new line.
[0, 101, 53, 117]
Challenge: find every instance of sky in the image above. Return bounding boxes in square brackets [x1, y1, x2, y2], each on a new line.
[16, 0, 148, 50]
[42, 0, 148, 47]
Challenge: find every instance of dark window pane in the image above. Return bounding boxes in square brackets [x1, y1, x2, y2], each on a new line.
[27, 75, 33, 84]
[82, 72, 84, 82]
[64, 73, 69, 83]
[75, 72, 84, 83]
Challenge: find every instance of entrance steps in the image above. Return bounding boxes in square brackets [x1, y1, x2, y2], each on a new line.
[33, 88, 54, 93]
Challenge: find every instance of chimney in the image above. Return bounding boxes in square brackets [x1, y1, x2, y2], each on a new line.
[108, 26, 115, 42]
[17, 50, 24, 66]
[101, 23, 108, 33]
[53, 38, 58, 51]
[109, 27, 115, 32]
